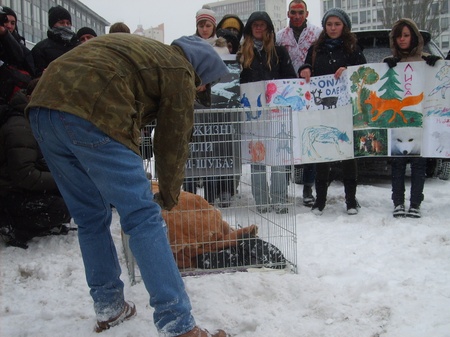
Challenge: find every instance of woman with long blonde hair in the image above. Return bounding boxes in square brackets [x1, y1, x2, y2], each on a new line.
[239, 11, 296, 83]
[238, 11, 297, 214]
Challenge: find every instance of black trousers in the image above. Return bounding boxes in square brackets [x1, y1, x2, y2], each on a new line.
[314, 159, 358, 206]
[391, 157, 426, 207]
[3, 191, 71, 241]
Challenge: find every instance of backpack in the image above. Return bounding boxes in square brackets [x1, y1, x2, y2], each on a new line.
[0, 63, 32, 105]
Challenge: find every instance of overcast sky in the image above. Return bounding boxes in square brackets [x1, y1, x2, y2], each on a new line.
[79, 0, 322, 44]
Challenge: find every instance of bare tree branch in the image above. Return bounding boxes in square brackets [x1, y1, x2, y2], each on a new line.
[379, 0, 441, 39]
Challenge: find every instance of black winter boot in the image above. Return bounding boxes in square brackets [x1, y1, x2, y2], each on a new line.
[311, 180, 327, 215]
[344, 179, 359, 215]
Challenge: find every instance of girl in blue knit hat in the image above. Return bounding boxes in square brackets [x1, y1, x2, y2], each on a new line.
[298, 8, 367, 216]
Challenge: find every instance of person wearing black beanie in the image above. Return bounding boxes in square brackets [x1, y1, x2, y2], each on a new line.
[31, 5, 78, 76]
[48, 5, 72, 28]
[76, 27, 97, 43]
[1, 6, 22, 41]
[0, 5, 35, 100]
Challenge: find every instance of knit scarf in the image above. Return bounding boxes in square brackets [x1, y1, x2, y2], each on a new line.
[253, 39, 263, 52]
[324, 38, 343, 51]
[48, 26, 76, 42]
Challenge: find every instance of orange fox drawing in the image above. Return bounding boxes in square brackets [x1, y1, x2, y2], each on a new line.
[364, 91, 424, 123]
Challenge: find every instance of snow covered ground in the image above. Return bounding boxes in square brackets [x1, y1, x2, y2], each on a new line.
[1, 173, 450, 337]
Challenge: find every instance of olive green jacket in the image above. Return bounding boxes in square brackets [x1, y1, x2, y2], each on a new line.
[26, 33, 200, 210]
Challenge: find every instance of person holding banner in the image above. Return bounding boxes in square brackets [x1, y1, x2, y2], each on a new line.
[238, 11, 297, 214]
[383, 18, 441, 219]
[298, 8, 366, 215]
[276, 0, 322, 207]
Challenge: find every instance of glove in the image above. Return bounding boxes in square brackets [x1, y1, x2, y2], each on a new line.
[384, 57, 399, 68]
[422, 55, 440, 66]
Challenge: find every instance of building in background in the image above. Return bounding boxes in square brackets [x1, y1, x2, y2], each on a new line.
[1, 0, 109, 47]
[207, 0, 288, 32]
[320, 0, 450, 50]
[133, 23, 164, 43]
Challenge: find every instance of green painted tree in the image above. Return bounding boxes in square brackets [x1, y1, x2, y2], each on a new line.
[350, 66, 379, 114]
[379, 68, 402, 99]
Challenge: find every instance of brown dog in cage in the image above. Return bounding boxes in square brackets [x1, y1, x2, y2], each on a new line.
[152, 182, 258, 269]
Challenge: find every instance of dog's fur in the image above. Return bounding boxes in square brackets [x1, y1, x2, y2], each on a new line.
[152, 182, 258, 269]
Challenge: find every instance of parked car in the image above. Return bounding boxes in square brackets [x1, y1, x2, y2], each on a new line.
[356, 29, 449, 180]
[355, 29, 444, 63]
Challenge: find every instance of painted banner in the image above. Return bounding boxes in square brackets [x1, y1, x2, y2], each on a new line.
[185, 57, 241, 177]
[240, 60, 450, 165]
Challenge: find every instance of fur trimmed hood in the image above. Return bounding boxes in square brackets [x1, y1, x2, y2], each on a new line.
[389, 18, 424, 61]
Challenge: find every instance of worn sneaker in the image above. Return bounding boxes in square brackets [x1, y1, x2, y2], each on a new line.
[393, 204, 406, 218]
[311, 201, 325, 215]
[406, 206, 421, 218]
[177, 326, 229, 337]
[347, 207, 358, 215]
[346, 199, 360, 215]
[303, 195, 315, 207]
[274, 203, 289, 214]
[94, 301, 137, 333]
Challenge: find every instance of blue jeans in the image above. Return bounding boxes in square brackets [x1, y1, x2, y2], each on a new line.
[251, 164, 289, 205]
[29, 108, 195, 336]
[302, 164, 316, 186]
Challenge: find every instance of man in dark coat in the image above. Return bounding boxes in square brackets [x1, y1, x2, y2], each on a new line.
[0, 6, 34, 104]
[31, 5, 78, 76]
[0, 85, 71, 247]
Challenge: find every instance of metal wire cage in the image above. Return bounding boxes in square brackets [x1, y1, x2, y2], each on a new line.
[122, 107, 298, 284]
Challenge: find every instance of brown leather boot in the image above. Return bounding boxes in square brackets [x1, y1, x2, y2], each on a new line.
[177, 326, 229, 337]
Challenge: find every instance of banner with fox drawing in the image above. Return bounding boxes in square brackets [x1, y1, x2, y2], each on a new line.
[240, 60, 450, 165]
[351, 60, 450, 159]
